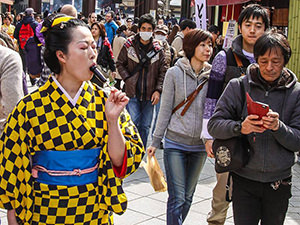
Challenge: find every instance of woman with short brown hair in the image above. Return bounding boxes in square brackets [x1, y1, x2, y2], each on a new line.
[147, 29, 213, 225]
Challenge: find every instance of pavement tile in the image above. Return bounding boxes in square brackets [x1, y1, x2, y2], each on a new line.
[128, 196, 166, 218]
[123, 179, 156, 197]
[136, 218, 166, 225]
[114, 209, 151, 225]
[147, 191, 168, 203]
[190, 199, 214, 216]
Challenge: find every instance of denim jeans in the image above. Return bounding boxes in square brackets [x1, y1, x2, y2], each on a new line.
[164, 148, 207, 225]
[126, 97, 154, 147]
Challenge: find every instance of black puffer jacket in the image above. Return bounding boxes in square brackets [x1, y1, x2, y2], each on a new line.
[208, 63, 300, 182]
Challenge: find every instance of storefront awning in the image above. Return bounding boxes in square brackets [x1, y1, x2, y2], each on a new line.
[207, 0, 250, 6]
[0, 0, 14, 5]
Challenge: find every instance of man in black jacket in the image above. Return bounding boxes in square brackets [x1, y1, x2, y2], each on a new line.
[201, 4, 270, 225]
[208, 30, 299, 225]
[116, 14, 167, 148]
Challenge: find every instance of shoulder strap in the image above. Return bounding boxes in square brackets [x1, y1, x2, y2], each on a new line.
[239, 78, 246, 120]
[172, 78, 208, 116]
[130, 47, 161, 76]
[174, 33, 183, 40]
[233, 51, 246, 77]
[225, 172, 232, 202]
[233, 51, 243, 68]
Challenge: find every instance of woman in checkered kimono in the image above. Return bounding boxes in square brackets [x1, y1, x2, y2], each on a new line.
[0, 15, 144, 225]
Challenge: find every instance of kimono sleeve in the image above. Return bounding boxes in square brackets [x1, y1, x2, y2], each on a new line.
[119, 109, 145, 178]
[0, 99, 33, 223]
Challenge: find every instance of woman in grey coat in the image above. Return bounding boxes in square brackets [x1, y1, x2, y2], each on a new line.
[147, 29, 213, 225]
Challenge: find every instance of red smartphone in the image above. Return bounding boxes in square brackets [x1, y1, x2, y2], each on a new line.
[246, 92, 269, 120]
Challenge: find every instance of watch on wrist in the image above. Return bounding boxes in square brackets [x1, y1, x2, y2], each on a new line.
[233, 122, 242, 134]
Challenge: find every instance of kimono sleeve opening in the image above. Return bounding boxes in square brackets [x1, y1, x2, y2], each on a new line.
[112, 147, 127, 178]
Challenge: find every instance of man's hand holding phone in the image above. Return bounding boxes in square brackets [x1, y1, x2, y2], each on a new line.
[262, 110, 280, 131]
[242, 93, 279, 133]
[241, 115, 266, 135]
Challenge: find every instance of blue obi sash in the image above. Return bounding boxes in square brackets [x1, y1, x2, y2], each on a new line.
[32, 148, 100, 186]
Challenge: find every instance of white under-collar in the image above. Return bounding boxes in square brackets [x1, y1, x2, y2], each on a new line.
[242, 49, 254, 58]
[52, 76, 86, 107]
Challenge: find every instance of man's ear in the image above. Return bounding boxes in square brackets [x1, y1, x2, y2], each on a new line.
[56, 50, 67, 64]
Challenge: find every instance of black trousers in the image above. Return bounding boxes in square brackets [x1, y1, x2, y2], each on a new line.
[232, 173, 292, 225]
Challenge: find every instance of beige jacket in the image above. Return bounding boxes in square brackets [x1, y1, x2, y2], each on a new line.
[0, 45, 24, 133]
[113, 35, 127, 79]
[171, 31, 184, 54]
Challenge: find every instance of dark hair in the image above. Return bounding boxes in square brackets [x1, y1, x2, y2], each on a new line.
[4, 14, 13, 22]
[254, 29, 291, 65]
[183, 29, 213, 61]
[167, 24, 180, 44]
[208, 25, 219, 34]
[106, 11, 115, 19]
[134, 17, 139, 24]
[42, 14, 89, 74]
[35, 14, 42, 20]
[130, 24, 138, 34]
[43, 10, 49, 18]
[91, 22, 106, 39]
[179, 19, 196, 31]
[126, 17, 133, 22]
[116, 24, 127, 35]
[88, 12, 96, 18]
[238, 4, 269, 30]
[138, 14, 156, 30]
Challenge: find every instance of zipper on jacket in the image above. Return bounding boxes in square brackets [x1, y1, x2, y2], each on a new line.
[265, 91, 269, 97]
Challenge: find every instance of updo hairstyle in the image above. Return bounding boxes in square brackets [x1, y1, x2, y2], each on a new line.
[42, 14, 89, 74]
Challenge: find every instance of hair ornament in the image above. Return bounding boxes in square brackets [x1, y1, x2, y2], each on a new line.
[40, 16, 74, 33]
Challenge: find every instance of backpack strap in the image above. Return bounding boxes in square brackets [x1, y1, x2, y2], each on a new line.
[232, 50, 246, 76]
[233, 51, 243, 68]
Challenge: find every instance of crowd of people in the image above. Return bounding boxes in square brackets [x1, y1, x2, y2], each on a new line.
[0, 3, 299, 225]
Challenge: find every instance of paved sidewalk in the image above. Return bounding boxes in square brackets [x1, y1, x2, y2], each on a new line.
[114, 149, 300, 225]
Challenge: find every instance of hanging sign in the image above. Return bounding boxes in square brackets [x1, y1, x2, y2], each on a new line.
[223, 20, 236, 51]
[195, 0, 207, 30]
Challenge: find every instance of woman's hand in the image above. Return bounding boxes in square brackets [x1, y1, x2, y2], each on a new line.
[7, 209, 18, 225]
[105, 89, 129, 123]
[241, 115, 266, 135]
[205, 140, 214, 158]
[147, 146, 157, 157]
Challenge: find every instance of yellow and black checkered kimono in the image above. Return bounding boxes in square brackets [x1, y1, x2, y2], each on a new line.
[0, 76, 144, 225]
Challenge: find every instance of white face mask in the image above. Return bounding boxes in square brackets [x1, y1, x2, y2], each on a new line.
[139, 32, 153, 41]
[154, 34, 167, 41]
